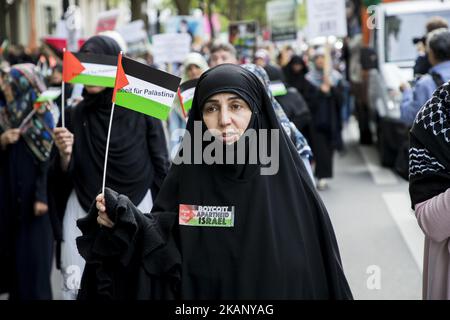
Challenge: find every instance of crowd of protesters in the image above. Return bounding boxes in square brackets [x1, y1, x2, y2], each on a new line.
[2, 10, 450, 301]
[0, 29, 353, 300]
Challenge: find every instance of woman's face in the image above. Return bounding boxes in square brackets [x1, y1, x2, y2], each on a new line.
[209, 49, 238, 67]
[314, 55, 325, 70]
[186, 64, 202, 80]
[292, 63, 304, 73]
[202, 92, 252, 144]
[85, 86, 106, 94]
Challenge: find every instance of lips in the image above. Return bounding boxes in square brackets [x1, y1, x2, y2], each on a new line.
[221, 132, 239, 143]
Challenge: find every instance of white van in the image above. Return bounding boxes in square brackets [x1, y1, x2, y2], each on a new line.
[368, 0, 450, 119]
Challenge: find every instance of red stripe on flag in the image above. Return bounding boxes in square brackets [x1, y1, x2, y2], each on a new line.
[62, 49, 85, 82]
[112, 52, 129, 103]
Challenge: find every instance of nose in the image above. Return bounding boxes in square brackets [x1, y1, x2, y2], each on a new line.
[219, 107, 232, 127]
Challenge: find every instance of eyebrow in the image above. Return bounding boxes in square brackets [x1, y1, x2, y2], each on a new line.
[204, 96, 242, 104]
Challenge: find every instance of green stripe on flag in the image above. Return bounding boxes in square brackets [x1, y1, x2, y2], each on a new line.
[36, 90, 61, 102]
[271, 87, 287, 97]
[69, 74, 115, 87]
[272, 90, 287, 97]
[184, 99, 193, 112]
[115, 91, 172, 120]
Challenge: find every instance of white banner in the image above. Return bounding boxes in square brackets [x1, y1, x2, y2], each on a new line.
[306, 0, 347, 39]
[152, 33, 192, 64]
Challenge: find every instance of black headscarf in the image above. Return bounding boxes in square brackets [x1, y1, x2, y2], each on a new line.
[78, 64, 352, 299]
[283, 55, 316, 102]
[284, 55, 309, 78]
[409, 82, 450, 207]
[79, 35, 123, 55]
[185, 63, 266, 180]
[69, 35, 161, 211]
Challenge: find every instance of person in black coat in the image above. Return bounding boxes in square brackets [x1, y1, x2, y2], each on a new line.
[304, 51, 344, 190]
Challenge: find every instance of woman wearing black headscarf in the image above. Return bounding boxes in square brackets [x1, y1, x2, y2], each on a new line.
[284, 53, 344, 190]
[75, 64, 352, 300]
[305, 50, 344, 190]
[50, 35, 169, 299]
[283, 55, 315, 103]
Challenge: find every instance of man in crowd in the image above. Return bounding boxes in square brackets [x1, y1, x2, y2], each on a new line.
[400, 28, 450, 126]
[209, 42, 238, 67]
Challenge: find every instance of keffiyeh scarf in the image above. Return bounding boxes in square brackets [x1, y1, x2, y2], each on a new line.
[409, 81, 450, 207]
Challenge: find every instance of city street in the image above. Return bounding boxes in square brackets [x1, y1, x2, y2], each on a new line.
[322, 119, 422, 300]
[2, 0, 447, 304]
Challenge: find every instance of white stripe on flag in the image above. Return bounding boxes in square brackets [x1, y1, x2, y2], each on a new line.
[80, 62, 117, 77]
[181, 87, 195, 102]
[37, 89, 61, 102]
[270, 83, 286, 93]
[121, 74, 177, 107]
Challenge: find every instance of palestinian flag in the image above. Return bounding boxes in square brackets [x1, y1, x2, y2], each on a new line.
[63, 49, 117, 87]
[113, 53, 181, 120]
[269, 81, 287, 97]
[178, 79, 197, 113]
[36, 88, 61, 103]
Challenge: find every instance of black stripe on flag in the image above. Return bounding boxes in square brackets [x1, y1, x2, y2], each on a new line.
[122, 56, 181, 91]
[180, 79, 198, 92]
[74, 53, 118, 66]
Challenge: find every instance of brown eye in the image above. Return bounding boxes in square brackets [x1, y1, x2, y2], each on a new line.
[231, 104, 242, 111]
[204, 105, 218, 113]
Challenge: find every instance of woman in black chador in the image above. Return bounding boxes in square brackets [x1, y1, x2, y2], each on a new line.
[77, 64, 352, 300]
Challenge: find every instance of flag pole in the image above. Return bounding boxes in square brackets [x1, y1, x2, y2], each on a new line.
[102, 101, 115, 195]
[102, 50, 123, 195]
[61, 48, 66, 128]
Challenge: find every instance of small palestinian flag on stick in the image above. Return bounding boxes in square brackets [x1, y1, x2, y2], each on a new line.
[102, 52, 181, 194]
[112, 54, 181, 120]
[269, 81, 287, 97]
[178, 79, 197, 114]
[36, 88, 61, 103]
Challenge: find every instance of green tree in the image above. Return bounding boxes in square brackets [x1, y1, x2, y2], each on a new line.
[190, 0, 268, 25]
[131, 0, 144, 21]
[0, 0, 20, 44]
[173, 0, 192, 15]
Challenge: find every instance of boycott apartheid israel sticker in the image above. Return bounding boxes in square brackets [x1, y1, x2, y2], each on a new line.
[179, 204, 235, 227]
